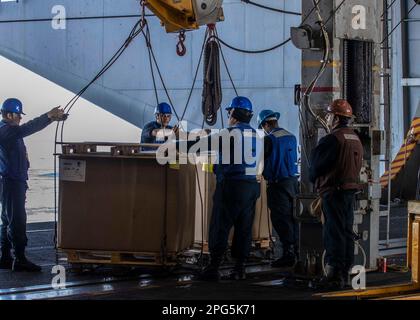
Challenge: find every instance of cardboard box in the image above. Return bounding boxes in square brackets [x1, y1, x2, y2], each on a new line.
[58, 155, 196, 254]
[58, 152, 271, 256]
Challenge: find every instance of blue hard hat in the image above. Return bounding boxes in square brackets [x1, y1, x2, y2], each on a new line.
[155, 102, 172, 115]
[1, 98, 25, 115]
[257, 109, 280, 129]
[226, 96, 253, 112]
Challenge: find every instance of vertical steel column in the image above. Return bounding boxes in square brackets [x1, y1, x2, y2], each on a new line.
[401, 0, 411, 133]
[382, 0, 392, 171]
[383, 0, 392, 246]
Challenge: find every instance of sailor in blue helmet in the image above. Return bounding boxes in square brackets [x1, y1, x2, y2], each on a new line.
[0, 98, 67, 272]
[141, 102, 174, 151]
[257, 109, 299, 268]
[187, 96, 261, 281]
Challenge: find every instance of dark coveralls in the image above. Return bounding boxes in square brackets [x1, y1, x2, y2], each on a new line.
[140, 121, 173, 151]
[0, 114, 52, 258]
[208, 122, 261, 264]
[263, 128, 299, 253]
[309, 125, 363, 275]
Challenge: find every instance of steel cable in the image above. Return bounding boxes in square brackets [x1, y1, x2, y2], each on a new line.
[52, 19, 145, 259]
[180, 29, 209, 122]
[240, 0, 301, 16]
[381, 2, 418, 44]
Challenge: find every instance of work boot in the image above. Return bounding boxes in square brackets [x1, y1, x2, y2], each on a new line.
[271, 245, 297, 268]
[229, 262, 246, 280]
[12, 257, 42, 272]
[342, 268, 353, 288]
[317, 264, 345, 290]
[0, 250, 13, 270]
[199, 257, 221, 281]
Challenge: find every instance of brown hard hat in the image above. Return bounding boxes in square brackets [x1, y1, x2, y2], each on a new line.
[327, 99, 353, 118]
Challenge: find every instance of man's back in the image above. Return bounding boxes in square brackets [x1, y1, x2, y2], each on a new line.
[330, 126, 363, 188]
[0, 120, 29, 181]
[213, 122, 258, 182]
[263, 128, 298, 182]
[311, 126, 363, 193]
[0, 114, 51, 181]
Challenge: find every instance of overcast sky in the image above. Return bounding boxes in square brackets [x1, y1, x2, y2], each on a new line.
[0, 56, 141, 170]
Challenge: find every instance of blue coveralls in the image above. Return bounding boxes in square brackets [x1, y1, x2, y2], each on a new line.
[263, 128, 299, 251]
[0, 114, 51, 257]
[209, 122, 261, 263]
[140, 121, 173, 151]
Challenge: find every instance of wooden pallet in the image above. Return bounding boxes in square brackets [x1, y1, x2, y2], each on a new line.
[110, 145, 140, 156]
[60, 142, 162, 156]
[62, 249, 178, 266]
[253, 239, 271, 249]
[193, 241, 209, 253]
[62, 144, 97, 155]
[192, 238, 271, 253]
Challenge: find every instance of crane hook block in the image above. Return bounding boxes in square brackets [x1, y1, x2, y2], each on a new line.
[176, 31, 187, 56]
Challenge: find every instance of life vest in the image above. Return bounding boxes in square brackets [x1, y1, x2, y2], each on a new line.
[316, 127, 363, 193]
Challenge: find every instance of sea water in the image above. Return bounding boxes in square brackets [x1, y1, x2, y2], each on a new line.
[26, 169, 56, 223]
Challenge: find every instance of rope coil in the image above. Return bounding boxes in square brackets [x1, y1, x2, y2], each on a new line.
[202, 28, 222, 126]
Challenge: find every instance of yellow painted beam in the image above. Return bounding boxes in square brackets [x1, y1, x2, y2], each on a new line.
[318, 283, 420, 299]
[412, 220, 420, 283]
[381, 294, 420, 300]
[302, 60, 341, 68]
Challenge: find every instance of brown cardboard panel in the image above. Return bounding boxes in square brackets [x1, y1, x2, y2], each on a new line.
[194, 169, 271, 243]
[253, 179, 271, 241]
[178, 164, 197, 249]
[166, 163, 196, 252]
[60, 158, 137, 251]
[194, 168, 216, 242]
[130, 158, 167, 252]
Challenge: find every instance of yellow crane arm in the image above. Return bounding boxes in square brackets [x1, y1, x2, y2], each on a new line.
[145, 0, 224, 33]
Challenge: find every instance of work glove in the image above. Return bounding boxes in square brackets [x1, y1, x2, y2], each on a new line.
[48, 106, 68, 121]
[172, 124, 180, 139]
